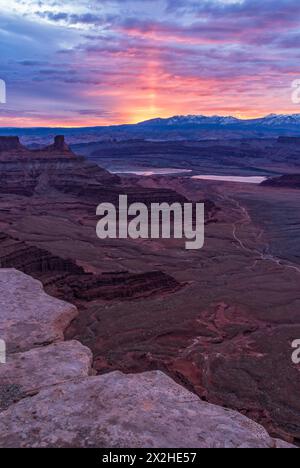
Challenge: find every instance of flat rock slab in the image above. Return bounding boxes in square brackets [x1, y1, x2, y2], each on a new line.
[0, 269, 78, 352]
[0, 370, 294, 448]
[0, 340, 93, 411]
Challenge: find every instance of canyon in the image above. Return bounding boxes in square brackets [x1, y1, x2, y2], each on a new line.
[72, 136, 300, 178]
[0, 136, 300, 446]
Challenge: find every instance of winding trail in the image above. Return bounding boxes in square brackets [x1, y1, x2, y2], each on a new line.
[219, 193, 300, 275]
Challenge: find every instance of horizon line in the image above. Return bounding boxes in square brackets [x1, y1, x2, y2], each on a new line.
[0, 112, 300, 130]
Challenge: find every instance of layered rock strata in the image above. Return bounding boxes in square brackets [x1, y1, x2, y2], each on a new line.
[0, 234, 181, 302]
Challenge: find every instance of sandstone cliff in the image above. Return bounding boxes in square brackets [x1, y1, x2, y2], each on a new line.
[0, 135, 119, 197]
[0, 135, 191, 205]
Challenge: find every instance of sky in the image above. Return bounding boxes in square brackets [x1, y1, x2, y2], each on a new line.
[0, 0, 300, 127]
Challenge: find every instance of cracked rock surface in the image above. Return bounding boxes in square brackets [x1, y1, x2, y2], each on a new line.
[0, 370, 295, 448]
[0, 269, 78, 353]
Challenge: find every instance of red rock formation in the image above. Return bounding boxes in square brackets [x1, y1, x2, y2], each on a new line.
[47, 135, 70, 153]
[0, 135, 75, 160]
[0, 136, 192, 204]
[0, 136, 23, 153]
[0, 135, 120, 195]
[0, 233, 181, 303]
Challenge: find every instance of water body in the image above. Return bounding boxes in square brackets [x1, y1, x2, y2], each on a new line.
[192, 175, 267, 184]
[114, 169, 192, 176]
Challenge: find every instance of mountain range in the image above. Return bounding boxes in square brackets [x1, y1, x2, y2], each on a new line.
[0, 114, 300, 145]
[138, 113, 300, 127]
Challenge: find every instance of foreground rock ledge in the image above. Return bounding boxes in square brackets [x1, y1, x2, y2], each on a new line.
[0, 269, 295, 448]
[0, 341, 93, 410]
[0, 370, 294, 448]
[0, 268, 78, 352]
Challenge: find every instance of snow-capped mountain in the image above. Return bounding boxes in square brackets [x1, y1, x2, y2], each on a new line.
[255, 114, 300, 126]
[138, 114, 300, 127]
[138, 115, 240, 126]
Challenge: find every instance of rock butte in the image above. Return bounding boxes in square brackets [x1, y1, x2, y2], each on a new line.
[0, 269, 296, 448]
